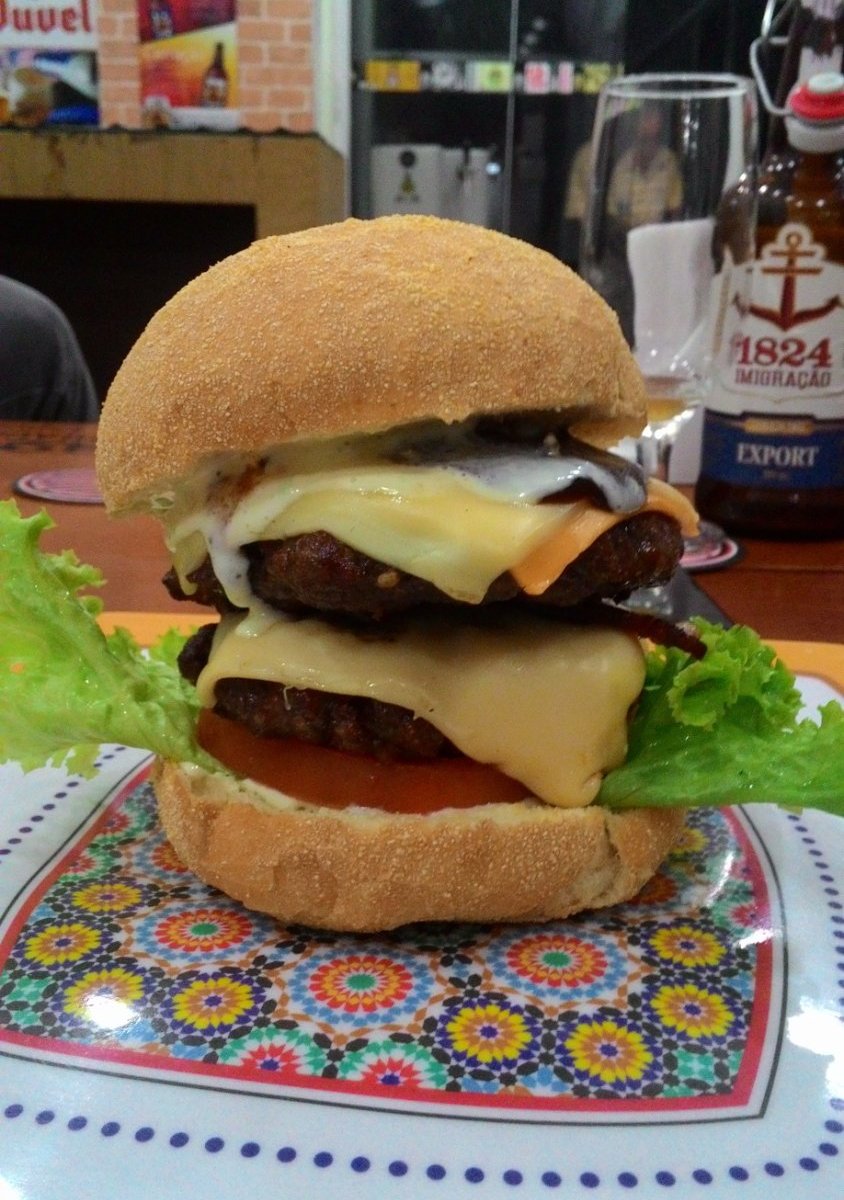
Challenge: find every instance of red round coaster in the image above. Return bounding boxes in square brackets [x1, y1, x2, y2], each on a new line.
[14, 468, 103, 505]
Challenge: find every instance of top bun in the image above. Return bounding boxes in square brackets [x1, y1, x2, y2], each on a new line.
[97, 215, 645, 514]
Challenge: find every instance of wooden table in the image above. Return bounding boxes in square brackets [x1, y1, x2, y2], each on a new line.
[2, 420, 842, 643]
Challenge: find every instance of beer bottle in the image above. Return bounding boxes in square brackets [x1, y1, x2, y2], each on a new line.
[200, 43, 229, 108]
[695, 72, 844, 538]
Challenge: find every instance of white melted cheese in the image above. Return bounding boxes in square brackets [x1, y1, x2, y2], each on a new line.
[227, 466, 567, 603]
[196, 614, 646, 809]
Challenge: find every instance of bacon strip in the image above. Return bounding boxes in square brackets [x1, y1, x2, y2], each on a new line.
[547, 601, 707, 659]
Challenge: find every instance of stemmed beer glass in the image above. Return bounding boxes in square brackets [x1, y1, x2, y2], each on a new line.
[579, 74, 757, 596]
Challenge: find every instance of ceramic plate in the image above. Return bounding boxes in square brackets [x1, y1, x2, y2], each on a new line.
[0, 673, 842, 1200]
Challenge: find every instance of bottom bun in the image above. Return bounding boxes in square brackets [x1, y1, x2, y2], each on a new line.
[153, 760, 685, 932]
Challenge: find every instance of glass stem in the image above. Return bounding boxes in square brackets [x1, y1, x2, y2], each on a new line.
[636, 431, 674, 483]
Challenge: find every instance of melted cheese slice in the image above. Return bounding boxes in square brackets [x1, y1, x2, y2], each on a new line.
[224, 466, 566, 604]
[512, 478, 699, 595]
[171, 466, 698, 609]
[196, 614, 646, 809]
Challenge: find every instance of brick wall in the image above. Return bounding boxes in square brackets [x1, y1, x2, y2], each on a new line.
[98, 0, 315, 132]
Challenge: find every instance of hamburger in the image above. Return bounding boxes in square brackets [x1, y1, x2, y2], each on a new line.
[93, 214, 701, 931]
[2, 216, 841, 934]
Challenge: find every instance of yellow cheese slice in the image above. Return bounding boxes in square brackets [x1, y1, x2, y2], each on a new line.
[197, 614, 646, 809]
[223, 466, 566, 604]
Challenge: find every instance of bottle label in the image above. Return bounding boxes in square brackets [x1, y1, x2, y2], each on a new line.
[201, 77, 227, 107]
[710, 222, 844, 418]
[700, 410, 844, 489]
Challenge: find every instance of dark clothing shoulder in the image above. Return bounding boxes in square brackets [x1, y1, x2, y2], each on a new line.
[0, 276, 99, 422]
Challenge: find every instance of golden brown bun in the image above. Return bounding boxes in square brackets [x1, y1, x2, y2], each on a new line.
[97, 215, 645, 513]
[154, 760, 683, 933]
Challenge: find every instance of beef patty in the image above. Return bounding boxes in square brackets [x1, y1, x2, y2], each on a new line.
[179, 623, 454, 761]
[165, 511, 683, 619]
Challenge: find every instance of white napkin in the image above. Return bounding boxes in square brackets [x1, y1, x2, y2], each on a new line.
[626, 218, 715, 380]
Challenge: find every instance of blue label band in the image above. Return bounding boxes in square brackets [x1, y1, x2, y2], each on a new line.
[700, 410, 844, 489]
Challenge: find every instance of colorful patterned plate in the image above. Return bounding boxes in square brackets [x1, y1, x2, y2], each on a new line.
[0, 669, 842, 1200]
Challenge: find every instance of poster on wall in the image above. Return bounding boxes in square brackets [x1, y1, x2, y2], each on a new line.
[0, 0, 99, 126]
[137, 0, 239, 130]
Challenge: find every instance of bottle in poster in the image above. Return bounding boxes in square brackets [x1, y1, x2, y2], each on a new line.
[200, 41, 228, 106]
[149, 0, 174, 40]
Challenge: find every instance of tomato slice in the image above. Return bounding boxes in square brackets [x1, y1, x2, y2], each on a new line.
[197, 709, 529, 814]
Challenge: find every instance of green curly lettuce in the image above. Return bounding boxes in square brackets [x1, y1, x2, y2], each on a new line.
[0, 500, 217, 777]
[598, 620, 844, 815]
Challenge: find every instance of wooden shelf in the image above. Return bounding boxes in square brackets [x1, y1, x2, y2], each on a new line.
[0, 127, 345, 238]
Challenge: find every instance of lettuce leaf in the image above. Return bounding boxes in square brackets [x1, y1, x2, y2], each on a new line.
[0, 500, 217, 776]
[598, 620, 844, 815]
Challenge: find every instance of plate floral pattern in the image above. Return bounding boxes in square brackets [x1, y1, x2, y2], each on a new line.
[0, 765, 779, 1118]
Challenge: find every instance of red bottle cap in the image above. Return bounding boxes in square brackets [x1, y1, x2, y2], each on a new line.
[788, 72, 844, 123]
[785, 72, 844, 152]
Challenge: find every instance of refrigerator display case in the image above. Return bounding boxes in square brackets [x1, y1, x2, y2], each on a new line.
[351, 0, 628, 265]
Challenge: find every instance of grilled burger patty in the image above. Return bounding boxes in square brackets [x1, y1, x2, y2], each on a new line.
[164, 511, 683, 619]
[179, 623, 455, 761]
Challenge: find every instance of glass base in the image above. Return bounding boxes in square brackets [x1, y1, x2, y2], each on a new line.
[682, 518, 727, 563]
[627, 522, 729, 619]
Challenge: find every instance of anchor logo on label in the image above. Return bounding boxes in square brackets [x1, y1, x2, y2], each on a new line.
[741, 223, 843, 331]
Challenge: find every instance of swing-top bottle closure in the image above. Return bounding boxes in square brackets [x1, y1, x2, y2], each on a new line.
[785, 71, 844, 153]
